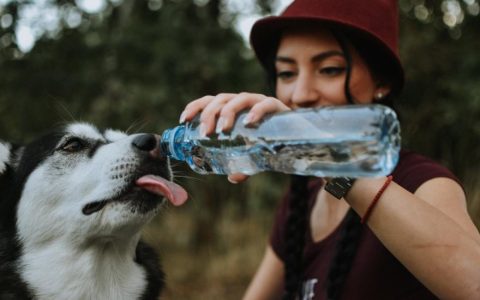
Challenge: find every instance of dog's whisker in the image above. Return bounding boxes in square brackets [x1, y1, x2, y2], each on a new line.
[55, 101, 77, 123]
[169, 163, 184, 169]
[126, 120, 149, 135]
[173, 176, 203, 183]
[170, 170, 191, 178]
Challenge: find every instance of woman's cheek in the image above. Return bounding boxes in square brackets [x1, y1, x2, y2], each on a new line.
[276, 85, 293, 105]
[349, 81, 376, 104]
[321, 82, 349, 105]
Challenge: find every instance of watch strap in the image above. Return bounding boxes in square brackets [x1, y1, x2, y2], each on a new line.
[324, 177, 356, 199]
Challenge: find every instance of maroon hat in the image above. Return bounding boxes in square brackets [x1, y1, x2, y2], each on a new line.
[250, 0, 404, 93]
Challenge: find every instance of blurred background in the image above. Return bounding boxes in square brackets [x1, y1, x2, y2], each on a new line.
[0, 0, 479, 298]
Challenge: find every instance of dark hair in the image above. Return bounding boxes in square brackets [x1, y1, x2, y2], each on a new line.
[335, 25, 399, 107]
[264, 25, 392, 300]
[282, 176, 362, 300]
[282, 175, 309, 300]
[325, 209, 362, 300]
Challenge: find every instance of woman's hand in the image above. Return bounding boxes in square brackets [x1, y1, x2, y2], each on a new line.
[180, 92, 290, 134]
[179, 92, 291, 183]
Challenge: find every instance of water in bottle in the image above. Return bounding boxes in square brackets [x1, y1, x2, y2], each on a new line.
[160, 105, 401, 178]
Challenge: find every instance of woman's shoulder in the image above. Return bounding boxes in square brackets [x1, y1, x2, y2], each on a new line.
[392, 149, 461, 193]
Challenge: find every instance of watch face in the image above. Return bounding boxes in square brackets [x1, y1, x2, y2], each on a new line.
[324, 177, 356, 199]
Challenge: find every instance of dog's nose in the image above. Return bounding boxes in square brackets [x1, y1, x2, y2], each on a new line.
[132, 134, 157, 152]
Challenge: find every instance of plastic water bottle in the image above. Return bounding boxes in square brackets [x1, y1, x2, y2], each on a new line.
[160, 105, 400, 178]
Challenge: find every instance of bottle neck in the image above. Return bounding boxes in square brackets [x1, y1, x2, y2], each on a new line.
[161, 125, 186, 161]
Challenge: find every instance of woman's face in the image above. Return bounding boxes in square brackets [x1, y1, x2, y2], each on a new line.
[275, 27, 388, 108]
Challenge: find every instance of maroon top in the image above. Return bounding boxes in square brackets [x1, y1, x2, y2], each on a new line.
[270, 150, 461, 299]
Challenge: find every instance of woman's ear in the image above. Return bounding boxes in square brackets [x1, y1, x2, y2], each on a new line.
[373, 84, 392, 102]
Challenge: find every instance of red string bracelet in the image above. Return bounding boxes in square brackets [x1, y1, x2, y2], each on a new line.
[361, 175, 393, 224]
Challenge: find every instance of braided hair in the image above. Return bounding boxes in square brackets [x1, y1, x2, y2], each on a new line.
[325, 209, 362, 300]
[282, 175, 310, 300]
[281, 177, 363, 300]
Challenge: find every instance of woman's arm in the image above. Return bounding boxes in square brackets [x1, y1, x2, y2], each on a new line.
[243, 246, 285, 300]
[346, 177, 480, 299]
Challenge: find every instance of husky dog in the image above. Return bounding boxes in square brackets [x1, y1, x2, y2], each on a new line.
[0, 123, 188, 299]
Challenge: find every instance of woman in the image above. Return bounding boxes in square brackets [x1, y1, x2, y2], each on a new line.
[179, 0, 480, 299]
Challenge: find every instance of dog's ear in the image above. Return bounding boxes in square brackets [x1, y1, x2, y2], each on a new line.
[0, 141, 13, 176]
[0, 140, 23, 178]
[0, 141, 23, 227]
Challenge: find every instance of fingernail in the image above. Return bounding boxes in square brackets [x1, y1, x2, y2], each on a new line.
[199, 123, 207, 137]
[228, 176, 239, 184]
[179, 111, 187, 123]
[242, 112, 254, 125]
[215, 117, 225, 134]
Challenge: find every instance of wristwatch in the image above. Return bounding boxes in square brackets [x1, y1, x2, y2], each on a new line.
[324, 177, 356, 199]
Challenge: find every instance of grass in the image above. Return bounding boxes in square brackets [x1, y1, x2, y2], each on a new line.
[142, 206, 273, 300]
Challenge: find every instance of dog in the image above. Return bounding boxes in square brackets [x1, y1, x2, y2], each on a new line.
[0, 122, 188, 299]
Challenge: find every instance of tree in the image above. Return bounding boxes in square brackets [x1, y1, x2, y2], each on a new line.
[398, 0, 480, 221]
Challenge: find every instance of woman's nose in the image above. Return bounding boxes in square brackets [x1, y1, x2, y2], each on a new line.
[290, 73, 320, 108]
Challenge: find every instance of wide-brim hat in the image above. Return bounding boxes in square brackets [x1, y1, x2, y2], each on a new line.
[250, 0, 405, 94]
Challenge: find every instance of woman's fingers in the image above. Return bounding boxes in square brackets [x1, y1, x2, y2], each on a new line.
[217, 94, 290, 132]
[216, 93, 267, 132]
[180, 95, 216, 123]
[228, 173, 249, 184]
[242, 96, 291, 125]
[180, 93, 238, 136]
[198, 93, 236, 136]
[180, 92, 290, 136]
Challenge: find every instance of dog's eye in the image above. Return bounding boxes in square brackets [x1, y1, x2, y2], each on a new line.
[61, 138, 85, 153]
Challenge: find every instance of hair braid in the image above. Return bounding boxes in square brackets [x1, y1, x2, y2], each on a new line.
[326, 208, 362, 300]
[282, 175, 310, 300]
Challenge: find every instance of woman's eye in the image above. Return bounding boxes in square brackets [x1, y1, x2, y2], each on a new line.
[61, 138, 85, 153]
[320, 66, 346, 76]
[276, 71, 296, 80]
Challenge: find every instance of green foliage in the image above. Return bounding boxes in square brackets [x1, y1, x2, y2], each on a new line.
[0, 0, 479, 220]
[398, 4, 480, 206]
[0, 0, 267, 140]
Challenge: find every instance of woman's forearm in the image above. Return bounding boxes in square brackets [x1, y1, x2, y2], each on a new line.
[346, 177, 480, 299]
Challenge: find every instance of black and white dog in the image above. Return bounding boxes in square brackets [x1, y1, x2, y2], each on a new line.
[0, 123, 188, 299]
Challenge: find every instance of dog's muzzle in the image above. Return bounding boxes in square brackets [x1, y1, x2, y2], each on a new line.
[82, 134, 188, 216]
[133, 134, 188, 206]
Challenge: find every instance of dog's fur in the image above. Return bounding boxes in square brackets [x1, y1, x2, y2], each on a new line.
[0, 123, 185, 299]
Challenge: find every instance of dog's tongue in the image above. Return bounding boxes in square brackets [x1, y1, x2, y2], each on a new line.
[136, 175, 188, 206]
